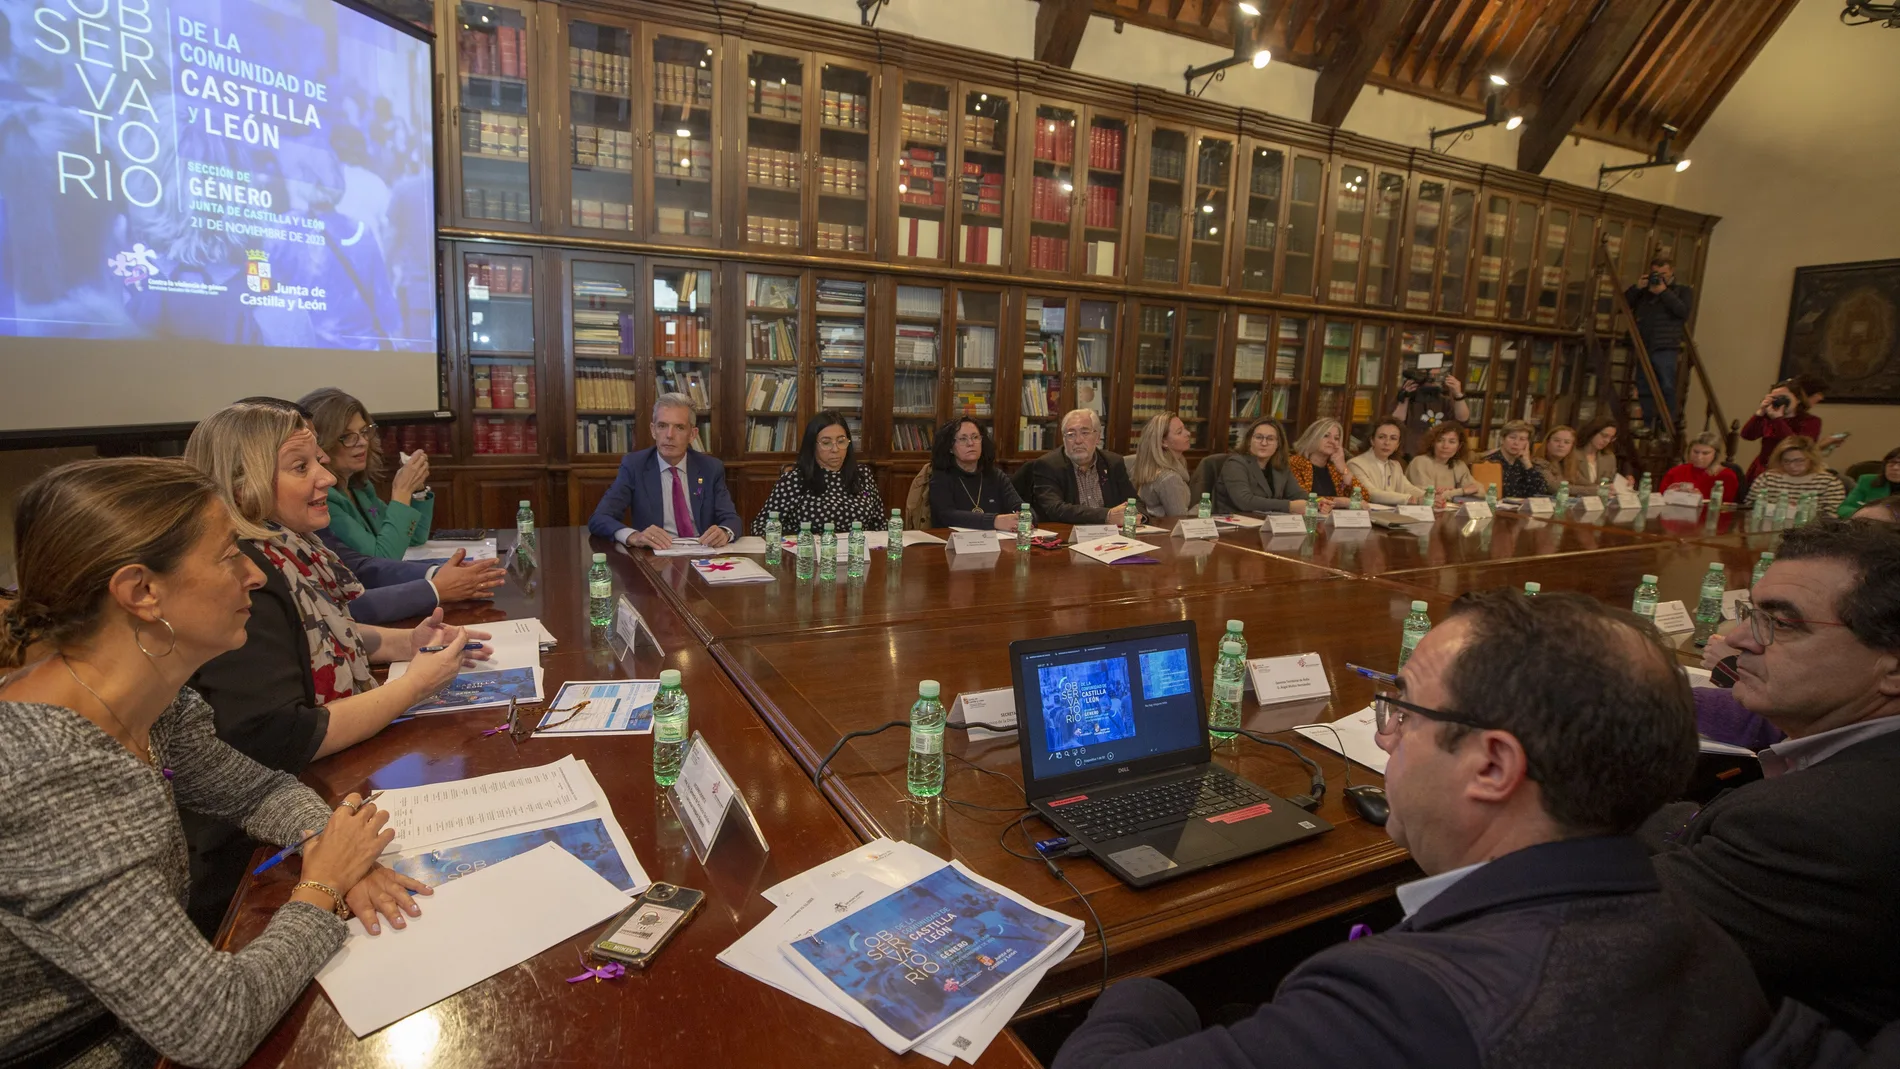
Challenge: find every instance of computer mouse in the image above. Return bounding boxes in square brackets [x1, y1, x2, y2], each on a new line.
[1344, 785, 1389, 826]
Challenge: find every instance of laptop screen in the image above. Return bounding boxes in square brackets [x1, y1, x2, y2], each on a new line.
[1014, 624, 1206, 786]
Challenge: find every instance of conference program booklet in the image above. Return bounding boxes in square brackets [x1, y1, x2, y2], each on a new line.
[690, 556, 776, 584]
[779, 862, 1082, 1054]
[1067, 535, 1160, 564]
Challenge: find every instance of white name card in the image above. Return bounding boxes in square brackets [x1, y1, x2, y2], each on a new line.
[1722, 588, 1752, 621]
[670, 733, 768, 864]
[948, 687, 1017, 740]
[1266, 513, 1309, 535]
[1579, 497, 1605, 513]
[949, 530, 1001, 554]
[1247, 653, 1331, 706]
[1172, 517, 1220, 540]
[1330, 509, 1373, 528]
[1070, 524, 1117, 543]
[1663, 488, 1703, 508]
[612, 596, 663, 659]
[1461, 500, 1493, 520]
[1651, 600, 1696, 635]
[1526, 498, 1555, 517]
[1397, 505, 1436, 524]
[1615, 491, 1643, 510]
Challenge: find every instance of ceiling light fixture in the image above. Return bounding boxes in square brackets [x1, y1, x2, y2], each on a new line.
[1428, 77, 1521, 154]
[1598, 123, 1692, 188]
[1185, 5, 1270, 95]
[1238, 1, 1261, 14]
[1489, 73, 1509, 86]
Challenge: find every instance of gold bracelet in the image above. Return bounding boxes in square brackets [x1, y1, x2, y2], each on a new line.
[293, 879, 351, 919]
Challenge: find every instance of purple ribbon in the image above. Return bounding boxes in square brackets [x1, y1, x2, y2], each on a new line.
[162, 768, 174, 781]
[1347, 923, 1373, 941]
[566, 961, 626, 984]
[481, 722, 510, 737]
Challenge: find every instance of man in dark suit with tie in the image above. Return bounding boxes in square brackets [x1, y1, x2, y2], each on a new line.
[588, 394, 741, 549]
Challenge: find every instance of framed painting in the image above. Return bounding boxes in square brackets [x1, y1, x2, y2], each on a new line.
[1779, 258, 1900, 404]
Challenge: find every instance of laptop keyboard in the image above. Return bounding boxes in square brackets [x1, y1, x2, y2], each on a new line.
[1055, 772, 1271, 843]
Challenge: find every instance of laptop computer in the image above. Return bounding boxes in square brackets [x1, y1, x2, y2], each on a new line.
[1009, 621, 1332, 889]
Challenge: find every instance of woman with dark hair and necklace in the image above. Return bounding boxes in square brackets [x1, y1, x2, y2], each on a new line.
[928, 418, 1022, 530]
[751, 411, 888, 535]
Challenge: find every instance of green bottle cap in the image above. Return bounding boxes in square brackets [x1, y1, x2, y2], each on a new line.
[1524, 582, 1540, 593]
[518, 499, 530, 507]
[592, 552, 606, 563]
[659, 669, 681, 687]
[800, 520, 812, 530]
[1760, 552, 1775, 561]
[1226, 619, 1244, 632]
[852, 521, 863, 530]
[1710, 563, 1725, 572]
[918, 679, 941, 699]
[1411, 600, 1428, 611]
[824, 522, 835, 532]
[1642, 574, 1659, 583]
[891, 508, 901, 516]
[1221, 641, 1241, 656]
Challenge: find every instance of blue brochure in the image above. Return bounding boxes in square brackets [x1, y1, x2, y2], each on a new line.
[388, 819, 637, 892]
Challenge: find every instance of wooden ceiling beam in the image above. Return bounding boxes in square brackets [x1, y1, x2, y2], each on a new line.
[1677, 0, 1800, 143]
[1516, 0, 1664, 173]
[1430, 0, 1490, 91]
[1311, 0, 1412, 127]
[1198, 0, 1222, 27]
[1035, 0, 1097, 67]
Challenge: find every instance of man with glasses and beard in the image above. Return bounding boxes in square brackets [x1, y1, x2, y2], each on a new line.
[1017, 409, 1138, 527]
[1053, 589, 1773, 1068]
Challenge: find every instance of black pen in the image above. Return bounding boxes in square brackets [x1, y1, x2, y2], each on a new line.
[419, 641, 485, 654]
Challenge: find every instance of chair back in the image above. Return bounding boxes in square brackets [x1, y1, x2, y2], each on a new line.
[1845, 460, 1882, 483]
[1470, 460, 1503, 491]
[1191, 453, 1229, 502]
[1010, 459, 1037, 509]
[903, 466, 933, 530]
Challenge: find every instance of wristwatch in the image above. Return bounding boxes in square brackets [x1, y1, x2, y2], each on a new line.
[413, 486, 434, 501]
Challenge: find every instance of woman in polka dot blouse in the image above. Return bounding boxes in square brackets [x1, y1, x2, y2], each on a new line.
[750, 411, 887, 536]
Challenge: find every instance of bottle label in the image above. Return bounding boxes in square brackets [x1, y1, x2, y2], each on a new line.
[589, 579, 611, 598]
[655, 716, 687, 744]
[1214, 679, 1242, 703]
[910, 729, 943, 754]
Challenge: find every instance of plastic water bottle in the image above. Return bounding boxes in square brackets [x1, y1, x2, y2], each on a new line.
[795, 521, 815, 580]
[1484, 483, 1498, 510]
[1752, 551, 1774, 588]
[905, 680, 946, 798]
[587, 552, 613, 626]
[1398, 601, 1431, 667]
[1524, 581, 1541, 596]
[1017, 503, 1033, 550]
[1208, 641, 1245, 740]
[764, 511, 783, 565]
[1305, 492, 1320, 532]
[1693, 563, 1727, 647]
[515, 499, 535, 548]
[651, 670, 689, 787]
[1709, 481, 1725, 513]
[1795, 492, 1816, 525]
[1423, 486, 1437, 510]
[1773, 490, 1789, 525]
[1632, 574, 1659, 618]
[1350, 486, 1366, 511]
[1223, 619, 1248, 662]
[1597, 477, 1612, 502]
[819, 523, 837, 581]
[847, 521, 867, 577]
[1122, 498, 1138, 537]
[886, 508, 905, 563]
[1751, 492, 1767, 526]
[1198, 492, 1213, 519]
[1553, 481, 1570, 510]
[1638, 472, 1653, 512]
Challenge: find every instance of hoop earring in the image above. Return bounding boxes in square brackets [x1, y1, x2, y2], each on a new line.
[136, 617, 178, 659]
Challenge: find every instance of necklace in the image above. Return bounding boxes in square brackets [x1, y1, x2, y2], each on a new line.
[62, 655, 170, 781]
[958, 468, 985, 513]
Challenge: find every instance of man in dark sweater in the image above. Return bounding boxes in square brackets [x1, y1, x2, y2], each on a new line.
[1624, 255, 1694, 431]
[1018, 409, 1137, 526]
[1054, 590, 1771, 1069]
[1646, 518, 1900, 1042]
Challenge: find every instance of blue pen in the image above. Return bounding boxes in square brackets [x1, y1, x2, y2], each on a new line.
[418, 641, 485, 654]
[1346, 662, 1400, 686]
[253, 791, 384, 875]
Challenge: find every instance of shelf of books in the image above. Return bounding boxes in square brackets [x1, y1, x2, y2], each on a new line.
[565, 17, 636, 232]
[1325, 164, 1371, 304]
[1439, 187, 1476, 316]
[1187, 136, 1233, 289]
[1404, 179, 1444, 312]
[1348, 322, 1388, 446]
[892, 284, 945, 453]
[1560, 212, 1596, 329]
[957, 90, 1012, 268]
[1236, 144, 1284, 294]
[1019, 294, 1066, 452]
[1283, 155, 1324, 298]
[1140, 127, 1187, 285]
[1130, 302, 1175, 450]
[952, 287, 1002, 431]
[653, 265, 715, 450]
[1486, 338, 1519, 442]
[651, 33, 717, 242]
[1523, 338, 1559, 434]
[570, 258, 638, 456]
[814, 62, 874, 255]
[463, 249, 538, 456]
[1227, 311, 1303, 443]
[739, 49, 806, 251]
[456, 1, 534, 227]
[1083, 115, 1127, 278]
[896, 77, 951, 262]
[1074, 299, 1115, 436]
[815, 277, 870, 444]
[1026, 104, 1078, 274]
[1363, 171, 1406, 309]
[1504, 199, 1541, 321]
[1473, 194, 1509, 318]
[1179, 308, 1218, 446]
[1534, 207, 1569, 326]
[1463, 333, 1495, 434]
[743, 271, 801, 452]
[1313, 319, 1353, 424]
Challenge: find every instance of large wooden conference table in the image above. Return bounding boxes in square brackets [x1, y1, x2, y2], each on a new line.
[217, 501, 1786, 1067]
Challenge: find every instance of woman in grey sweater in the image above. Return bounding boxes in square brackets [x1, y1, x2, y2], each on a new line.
[1217, 417, 1318, 515]
[0, 458, 417, 1069]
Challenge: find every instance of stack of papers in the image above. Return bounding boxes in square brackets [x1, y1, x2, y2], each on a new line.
[690, 556, 776, 584]
[388, 617, 547, 714]
[721, 838, 1083, 1063]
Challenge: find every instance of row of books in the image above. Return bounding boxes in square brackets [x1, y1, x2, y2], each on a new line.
[891, 420, 935, 452]
[1192, 212, 1222, 242]
[1026, 235, 1069, 271]
[818, 323, 866, 366]
[654, 61, 713, 109]
[1330, 231, 1387, 264]
[376, 423, 452, 458]
[460, 24, 526, 80]
[899, 102, 951, 142]
[574, 366, 638, 411]
[571, 124, 633, 170]
[1142, 255, 1178, 281]
[819, 89, 870, 130]
[1020, 376, 1059, 418]
[894, 326, 939, 366]
[1076, 335, 1110, 373]
[819, 368, 863, 410]
[1179, 391, 1204, 419]
[745, 418, 798, 452]
[1139, 306, 1172, 334]
[895, 217, 942, 259]
[571, 198, 633, 230]
[743, 370, 799, 412]
[1083, 185, 1121, 229]
[1230, 386, 1293, 424]
[472, 415, 537, 455]
[747, 274, 798, 309]
[1130, 382, 1169, 422]
[744, 79, 803, 120]
[575, 417, 636, 454]
[572, 308, 629, 357]
[815, 279, 866, 311]
[951, 384, 992, 417]
[461, 109, 528, 159]
[814, 223, 868, 252]
[1145, 201, 1181, 238]
[472, 363, 535, 410]
[1084, 240, 1119, 276]
[653, 206, 713, 237]
[959, 223, 1003, 266]
[962, 113, 1005, 150]
[815, 157, 868, 195]
[745, 216, 799, 246]
[1150, 142, 1185, 180]
[1135, 340, 1169, 376]
[1017, 420, 1057, 452]
[1028, 176, 1072, 224]
[892, 370, 938, 413]
[1244, 216, 1278, 250]
[896, 286, 942, 318]
[747, 317, 798, 362]
[1250, 159, 1283, 196]
[1030, 119, 1075, 164]
[957, 324, 998, 369]
[465, 258, 531, 296]
[655, 314, 711, 360]
[568, 45, 630, 95]
[744, 146, 801, 189]
[1087, 124, 1125, 171]
[653, 134, 713, 179]
[655, 362, 712, 408]
[960, 163, 1004, 217]
[896, 147, 947, 207]
[464, 187, 531, 223]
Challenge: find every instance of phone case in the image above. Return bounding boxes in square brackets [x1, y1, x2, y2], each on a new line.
[591, 884, 704, 968]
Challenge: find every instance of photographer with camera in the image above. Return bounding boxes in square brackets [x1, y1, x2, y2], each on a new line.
[1623, 257, 1694, 431]
[1740, 378, 1823, 483]
[1392, 363, 1471, 455]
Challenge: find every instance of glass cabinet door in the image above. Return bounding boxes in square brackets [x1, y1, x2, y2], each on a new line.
[1505, 199, 1541, 321]
[1473, 194, 1509, 317]
[570, 258, 638, 457]
[1561, 213, 1595, 328]
[1231, 313, 1268, 443]
[1489, 339, 1520, 443]
[1187, 136, 1233, 288]
[891, 284, 944, 452]
[1132, 303, 1175, 449]
[1270, 315, 1307, 422]
[1020, 294, 1066, 452]
[565, 19, 635, 233]
[1534, 207, 1568, 325]
[1027, 105, 1079, 273]
[651, 35, 717, 241]
[952, 288, 1002, 430]
[743, 271, 801, 453]
[1525, 338, 1557, 431]
[815, 277, 869, 445]
[1364, 171, 1407, 308]
[1141, 128, 1187, 284]
[463, 249, 537, 455]
[1074, 300, 1115, 428]
[1350, 323, 1387, 446]
[1315, 320, 1353, 422]
[956, 91, 1011, 268]
[1180, 308, 1218, 446]
[1438, 187, 1476, 315]
[740, 49, 805, 250]
[895, 78, 952, 262]
[1237, 144, 1284, 293]
[1283, 155, 1324, 298]
[815, 61, 873, 255]
[1405, 179, 1444, 311]
[1083, 115, 1128, 277]
[1596, 220, 1626, 331]
[1326, 165, 1370, 303]
[456, 2, 534, 226]
[1463, 333, 1494, 429]
[652, 266, 714, 451]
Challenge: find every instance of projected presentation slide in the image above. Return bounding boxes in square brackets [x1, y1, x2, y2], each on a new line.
[1036, 658, 1138, 755]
